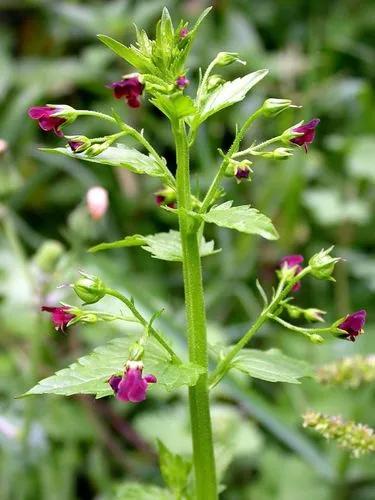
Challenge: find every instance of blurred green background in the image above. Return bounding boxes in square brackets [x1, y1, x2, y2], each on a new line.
[0, 1, 374, 499]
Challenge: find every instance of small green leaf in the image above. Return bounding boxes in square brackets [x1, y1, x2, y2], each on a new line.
[198, 69, 268, 123]
[114, 482, 173, 500]
[42, 145, 166, 178]
[23, 337, 205, 398]
[151, 94, 196, 120]
[158, 440, 192, 496]
[141, 230, 220, 261]
[201, 201, 279, 240]
[97, 34, 153, 72]
[89, 235, 146, 253]
[231, 348, 313, 383]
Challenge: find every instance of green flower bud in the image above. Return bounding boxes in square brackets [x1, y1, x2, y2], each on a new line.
[214, 52, 246, 67]
[304, 308, 326, 322]
[128, 341, 145, 361]
[207, 74, 225, 91]
[73, 272, 106, 304]
[262, 98, 298, 118]
[310, 334, 324, 344]
[85, 142, 111, 157]
[256, 147, 293, 160]
[309, 247, 341, 281]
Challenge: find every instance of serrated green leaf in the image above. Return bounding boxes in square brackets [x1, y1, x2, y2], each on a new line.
[89, 235, 146, 253]
[198, 69, 268, 123]
[231, 348, 313, 383]
[23, 337, 205, 398]
[114, 482, 173, 500]
[201, 201, 278, 240]
[97, 34, 154, 72]
[158, 440, 192, 496]
[41, 145, 166, 178]
[89, 230, 220, 261]
[151, 94, 196, 120]
[142, 230, 220, 261]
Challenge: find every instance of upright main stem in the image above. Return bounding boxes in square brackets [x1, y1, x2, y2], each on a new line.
[173, 120, 217, 499]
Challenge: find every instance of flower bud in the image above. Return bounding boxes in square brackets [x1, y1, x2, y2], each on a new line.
[176, 75, 189, 89]
[255, 147, 293, 160]
[155, 186, 176, 208]
[309, 334, 324, 344]
[261, 98, 298, 118]
[73, 272, 106, 304]
[207, 75, 225, 91]
[309, 247, 341, 280]
[304, 308, 326, 323]
[214, 52, 246, 67]
[86, 186, 109, 220]
[66, 135, 91, 153]
[85, 142, 111, 157]
[128, 341, 145, 361]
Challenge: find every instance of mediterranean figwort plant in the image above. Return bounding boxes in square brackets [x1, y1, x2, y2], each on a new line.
[25, 8, 367, 499]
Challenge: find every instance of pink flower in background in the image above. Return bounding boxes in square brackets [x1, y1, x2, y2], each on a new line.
[28, 106, 66, 136]
[339, 310, 367, 342]
[86, 186, 109, 220]
[108, 361, 157, 403]
[107, 75, 144, 108]
[41, 306, 75, 331]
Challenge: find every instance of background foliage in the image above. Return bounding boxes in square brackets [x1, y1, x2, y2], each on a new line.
[0, 0, 374, 499]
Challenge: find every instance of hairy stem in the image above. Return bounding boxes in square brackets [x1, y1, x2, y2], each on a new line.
[209, 267, 311, 388]
[172, 119, 217, 499]
[233, 134, 283, 159]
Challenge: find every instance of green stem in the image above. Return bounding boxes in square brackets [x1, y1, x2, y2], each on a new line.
[209, 267, 311, 388]
[200, 109, 263, 213]
[268, 314, 336, 336]
[172, 120, 217, 499]
[233, 134, 283, 159]
[104, 288, 180, 363]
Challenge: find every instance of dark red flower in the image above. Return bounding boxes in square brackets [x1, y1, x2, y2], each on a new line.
[108, 361, 157, 403]
[279, 255, 304, 292]
[235, 165, 251, 181]
[290, 119, 320, 152]
[28, 106, 66, 137]
[41, 306, 75, 331]
[176, 75, 189, 89]
[339, 310, 367, 342]
[107, 76, 144, 108]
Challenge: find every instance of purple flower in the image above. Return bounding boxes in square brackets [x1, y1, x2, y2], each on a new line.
[279, 255, 304, 292]
[28, 106, 66, 137]
[290, 119, 320, 152]
[108, 361, 157, 403]
[41, 306, 75, 331]
[176, 75, 189, 90]
[235, 165, 251, 181]
[107, 75, 144, 108]
[179, 27, 189, 38]
[339, 310, 367, 342]
[68, 140, 84, 152]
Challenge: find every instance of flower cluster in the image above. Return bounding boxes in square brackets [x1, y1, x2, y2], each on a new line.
[108, 361, 157, 403]
[303, 411, 375, 458]
[316, 355, 375, 388]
